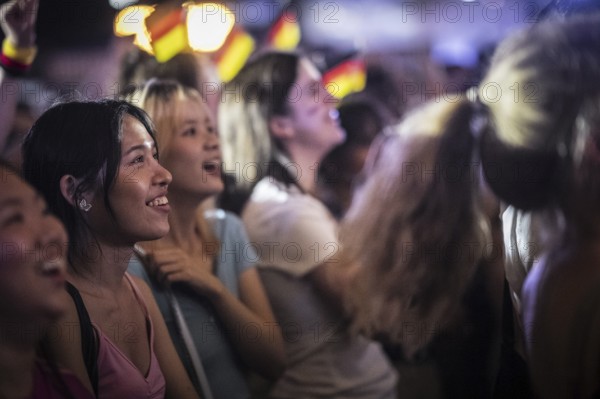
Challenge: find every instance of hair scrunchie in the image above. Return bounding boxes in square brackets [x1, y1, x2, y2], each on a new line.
[1, 38, 37, 76]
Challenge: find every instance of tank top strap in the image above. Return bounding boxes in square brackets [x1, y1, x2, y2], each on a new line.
[124, 272, 150, 318]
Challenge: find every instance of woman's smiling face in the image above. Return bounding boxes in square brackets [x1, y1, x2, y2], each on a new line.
[0, 167, 69, 325]
[286, 58, 346, 155]
[87, 115, 173, 246]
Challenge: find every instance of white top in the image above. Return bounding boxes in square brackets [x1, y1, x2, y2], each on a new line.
[502, 205, 543, 309]
[243, 177, 340, 276]
[243, 177, 398, 399]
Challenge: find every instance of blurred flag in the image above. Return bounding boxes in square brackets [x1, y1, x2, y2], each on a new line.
[266, 10, 301, 50]
[322, 58, 367, 100]
[214, 26, 255, 82]
[145, 2, 189, 62]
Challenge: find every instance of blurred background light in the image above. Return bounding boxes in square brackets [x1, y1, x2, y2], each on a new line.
[109, 0, 138, 10]
[187, 3, 235, 52]
[114, 5, 155, 54]
[430, 40, 478, 68]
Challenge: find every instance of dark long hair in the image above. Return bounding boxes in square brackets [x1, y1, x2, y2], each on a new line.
[22, 100, 158, 270]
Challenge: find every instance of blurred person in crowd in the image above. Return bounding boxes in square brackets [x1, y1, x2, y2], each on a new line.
[317, 96, 384, 219]
[119, 49, 221, 120]
[22, 100, 200, 399]
[218, 51, 398, 398]
[341, 98, 504, 398]
[126, 79, 285, 399]
[363, 65, 405, 124]
[475, 13, 600, 398]
[0, 0, 38, 162]
[0, 159, 94, 399]
[1, 101, 36, 169]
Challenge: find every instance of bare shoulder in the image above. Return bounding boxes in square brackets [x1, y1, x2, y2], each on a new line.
[129, 274, 152, 295]
[128, 273, 162, 317]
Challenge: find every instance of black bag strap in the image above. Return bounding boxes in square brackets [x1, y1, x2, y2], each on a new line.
[66, 282, 99, 398]
[502, 279, 516, 346]
[494, 279, 532, 398]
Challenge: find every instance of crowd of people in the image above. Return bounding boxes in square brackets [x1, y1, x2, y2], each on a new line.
[1, 0, 600, 397]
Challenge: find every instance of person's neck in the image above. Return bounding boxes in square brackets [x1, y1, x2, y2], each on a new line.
[70, 238, 133, 293]
[283, 146, 325, 194]
[160, 191, 206, 252]
[0, 334, 38, 399]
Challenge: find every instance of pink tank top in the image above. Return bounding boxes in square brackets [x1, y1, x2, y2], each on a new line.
[32, 360, 94, 399]
[93, 273, 166, 399]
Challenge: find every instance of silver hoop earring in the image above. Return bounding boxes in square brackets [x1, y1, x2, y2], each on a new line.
[78, 198, 92, 212]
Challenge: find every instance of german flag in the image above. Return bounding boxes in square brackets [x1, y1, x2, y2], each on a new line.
[266, 10, 301, 50]
[213, 26, 255, 82]
[145, 3, 189, 63]
[322, 58, 367, 100]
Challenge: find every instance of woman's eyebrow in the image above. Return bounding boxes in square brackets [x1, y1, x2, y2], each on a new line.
[0, 197, 22, 209]
[124, 141, 155, 155]
[0, 193, 42, 210]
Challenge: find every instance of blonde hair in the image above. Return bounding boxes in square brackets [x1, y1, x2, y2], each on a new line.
[478, 14, 600, 227]
[479, 16, 600, 152]
[341, 98, 491, 357]
[219, 52, 301, 191]
[126, 79, 219, 253]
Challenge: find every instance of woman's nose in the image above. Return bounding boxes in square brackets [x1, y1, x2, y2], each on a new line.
[154, 162, 172, 187]
[39, 214, 68, 261]
[205, 133, 220, 151]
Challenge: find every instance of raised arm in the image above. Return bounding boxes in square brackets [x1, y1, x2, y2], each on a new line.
[0, 0, 38, 153]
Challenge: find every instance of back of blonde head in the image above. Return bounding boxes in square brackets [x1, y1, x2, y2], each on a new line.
[478, 14, 600, 224]
[342, 98, 491, 357]
[480, 14, 600, 151]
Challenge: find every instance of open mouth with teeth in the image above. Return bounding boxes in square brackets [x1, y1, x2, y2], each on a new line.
[37, 260, 66, 285]
[40, 261, 63, 277]
[147, 196, 169, 207]
[202, 161, 220, 174]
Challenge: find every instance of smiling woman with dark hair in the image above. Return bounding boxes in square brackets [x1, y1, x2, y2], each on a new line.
[21, 100, 199, 399]
[126, 79, 285, 399]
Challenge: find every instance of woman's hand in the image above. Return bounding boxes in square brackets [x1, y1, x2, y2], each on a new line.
[0, 0, 38, 47]
[147, 247, 225, 300]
